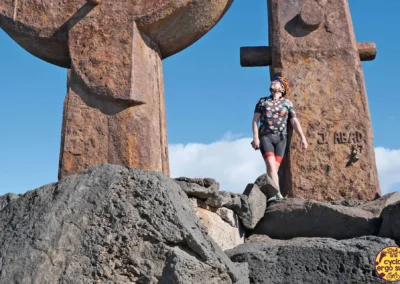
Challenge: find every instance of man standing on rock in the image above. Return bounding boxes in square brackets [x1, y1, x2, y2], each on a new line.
[251, 76, 308, 200]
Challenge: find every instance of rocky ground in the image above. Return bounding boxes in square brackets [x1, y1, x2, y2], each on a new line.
[0, 164, 246, 283]
[226, 235, 395, 284]
[0, 164, 399, 283]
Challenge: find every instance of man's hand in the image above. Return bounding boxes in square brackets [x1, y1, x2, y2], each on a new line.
[301, 137, 308, 150]
[251, 138, 260, 150]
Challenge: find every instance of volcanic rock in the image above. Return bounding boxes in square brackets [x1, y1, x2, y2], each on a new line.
[379, 201, 400, 245]
[206, 191, 233, 208]
[241, 184, 266, 229]
[189, 198, 245, 250]
[0, 164, 246, 283]
[253, 198, 380, 239]
[361, 192, 400, 216]
[254, 174, 279, 198]
[175, 177, 219, 200]
[0, 193, 19, 211]
[226, 236, 395, 284]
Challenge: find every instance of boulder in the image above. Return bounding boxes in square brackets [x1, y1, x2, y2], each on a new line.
[254, 174, 279, 198]
[0, 193, 20, 211]
[361, 192, 400, 216]
[192, 197, 241, 227]
[182, 180, 266, 230]
[0, 164, 246, 283]
[194, 207, 245, 251]
[241, 184, 266, 230]
[226, 236, 395, 284]
[217, 207, 239, 227]
[329, 193, 400, 217]
[379, 201, 400, 245]
[233, 263, 250, 284]
[245, 234, 272, 243]
[206, 191, 233, 208]
[253, 199, 380, 239]
[203, 184, 267, 230]
[224, 195, 254, 230]
[330, 199, 366, 207]
[189, 198, 245, 250]
[175, 177, 219, 200]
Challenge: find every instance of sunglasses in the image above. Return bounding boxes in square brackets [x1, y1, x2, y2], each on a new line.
[270, 88, 282, 93]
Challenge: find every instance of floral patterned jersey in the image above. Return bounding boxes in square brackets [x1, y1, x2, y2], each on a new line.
[254, 96, 296, 135]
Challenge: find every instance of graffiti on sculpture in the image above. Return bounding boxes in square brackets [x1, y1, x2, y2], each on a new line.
[317, 131, 364, 146]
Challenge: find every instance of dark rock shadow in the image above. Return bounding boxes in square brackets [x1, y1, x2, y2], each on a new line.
[52, 3, 97, 40]
[69, 73, 138, 115]
[284, 15, 314, 38]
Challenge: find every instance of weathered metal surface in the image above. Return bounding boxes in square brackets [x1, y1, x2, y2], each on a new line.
[358, 42, 377, 61]
[59, 34, 169, 179]
[0, 0, 233, 66]
[271, 0, 380, 200]
[0, 0, 233, 178]
[241, 42, 377, 67]
[240, 46, 272, 67]
[242, 0, 380, 200]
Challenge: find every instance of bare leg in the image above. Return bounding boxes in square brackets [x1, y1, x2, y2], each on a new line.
[275, 161, 284, 198]
[275, 161, 282, 186]
[265, 156, 279, 188]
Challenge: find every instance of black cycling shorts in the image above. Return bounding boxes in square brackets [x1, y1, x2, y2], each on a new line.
[259, 134, 287, 163]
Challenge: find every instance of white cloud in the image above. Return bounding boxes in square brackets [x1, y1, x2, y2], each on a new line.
[375, 147, 400, 195]
[169, 137, 265, 193]
[169, 136, 400, 195]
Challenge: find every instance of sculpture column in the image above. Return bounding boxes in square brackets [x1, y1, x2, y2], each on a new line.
[0, 0, 233, 180]
[241, 0, 381, 200]
[59, 22, 169, 179]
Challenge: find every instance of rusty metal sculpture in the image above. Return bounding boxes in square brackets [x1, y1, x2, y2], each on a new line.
[0, 0, 233, 179]
[241, 0, 381, 200]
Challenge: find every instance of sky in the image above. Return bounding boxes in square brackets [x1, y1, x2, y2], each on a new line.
[0, 1, 399, 196]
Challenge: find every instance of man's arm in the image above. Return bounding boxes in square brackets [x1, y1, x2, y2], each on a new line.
[290, 117, 308, 149]
[251, 113, 261, 149]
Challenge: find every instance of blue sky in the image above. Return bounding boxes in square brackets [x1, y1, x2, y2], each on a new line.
[0, 1, 399, 195]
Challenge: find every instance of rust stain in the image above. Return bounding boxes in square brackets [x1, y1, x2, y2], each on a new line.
[353, 91, 362, 105]
[62, 153, 74, 173]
